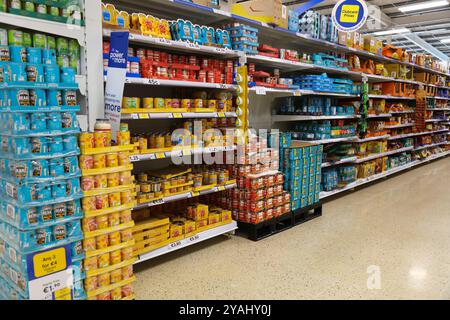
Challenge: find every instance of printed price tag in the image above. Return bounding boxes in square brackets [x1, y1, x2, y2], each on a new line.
[147, 79, 160, 85]
[129, 155, 140, 162]
[156, 153, 166, 159]
[169, 241, 182, 249]
[255, 87, 266, 95]
[131, 114, 139, 119]
[294, 90, 302, 96]
[158, 38, 172, 45]
[218, 186, 226, 191]
[218, 112, 225, 118]
[218, 84, 229, 89]
[148, 198, 164, 207]
[173, 113, 182, 118]
[185, 42, 200, 49]
[189, 234, 200, 242]
[138, 113, 149, 119]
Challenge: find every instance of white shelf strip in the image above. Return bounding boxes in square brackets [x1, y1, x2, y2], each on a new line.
[293, 136, 359, 145]
[321, 156, 358, 168]
[130, 146, 236, 162]
[354, 135, 391, 143]
[104, 76, 237, 90]
[388, 129, 449, 140]
[413, 141, 448, 152]
[273, 114, 358, 121]
[354, 146, 414, 164]
[136, 221, 238, 263]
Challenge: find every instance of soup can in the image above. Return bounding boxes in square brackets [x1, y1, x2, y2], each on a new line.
[79, 155, 94, 170]
[96, 235, 109, 249]
[93, 154, 106, 169]
[106, 153, 118, 167]
[84, 276, 98, 292]
[84, 257, 98, 271]
[108, 212, 120, 227]
[109, 192, 121, 207]
[98, 253, 110, 268]
[109, 231, 121, 246]
[110, 250, 122, 265]
[82, 196, 96, 212]
[79, 132, 94, 149]
[94, 174, 107, 189]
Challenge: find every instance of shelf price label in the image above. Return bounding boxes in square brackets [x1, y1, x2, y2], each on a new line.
[148, 198, 165, 207]
[255, 87, 266, 95]
[129, 155, 140, 162]
[138, 113, 149, 119]
[158, 38, 172, 45]
[294, 90, 302, 96]
[185, 42, 200, 50]
[169, 241, 182, 249]
[189, 234, 200, 242]
[147, 79, 161, 85]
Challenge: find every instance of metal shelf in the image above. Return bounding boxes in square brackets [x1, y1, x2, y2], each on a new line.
[385, 123, 414, 129]
[118, 77, 237, 90]
[388, 129, 449, 140]
[129, 145, 236, 162]
[293, 136, 358, 145]
[321, 156, 358, 168]
[354, 135, 391, 143]
[121, 111, 237, 120]
[367, 114, 392, 118]
[136, 220, 237, 263]
[413, 141, 448, 152]
[273, 114, 358, 122]
[368, 95, 415, 100]
[354, 146, 414, 164]
[249, 87, 359, 98]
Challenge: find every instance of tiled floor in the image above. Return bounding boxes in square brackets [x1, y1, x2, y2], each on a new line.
[134, 158, 450, 299]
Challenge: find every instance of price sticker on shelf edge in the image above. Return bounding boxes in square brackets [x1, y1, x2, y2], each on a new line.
[332, 0, 368, 32]
[26, 244, 73, 300]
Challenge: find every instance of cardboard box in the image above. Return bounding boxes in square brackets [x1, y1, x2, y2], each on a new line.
[278, 5, 289, 30]
[231, 0, 283, 26]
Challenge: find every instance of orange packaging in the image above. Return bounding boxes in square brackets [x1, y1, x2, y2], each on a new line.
[120, 210, 132, 223]
[79, 132, 94, 149]
[94, 131, 107, 148]
[109, 192, 121, 207]
[107, 173, 120, 187]
[84, 276, 98, 292]
[97, 291, 111, 300]
[84, 256, 98, 271]
[120, 190, 133, 204]
[83, 217, 97, 232]
[117, 131, 131, 146]
[109, 231, 121, 246]
[106, 153, 118, 167]
[98, 273, 111, 287]
[118, 152, 130, 165]
[98, 253, 110, 268]
[110, 250, 122, 265]
[111, 287, 122, 300]
[109, 212, 121, 227]
[79, 155, 94, 170]
[93, 154, 106, 169]
[95, 194, 109, 210]
[96, 235, 109, 249]
[81, 176, 95, 191]
[121, 247, 134, 260]
[94, 174, 108, 189]
[96, 215, 109, 230]
[110, 269, 122, 284]
[83, 238, 96, 251]
[119, 171, 132, 185]
[122, 265, 134, 280]
[121, 284, 133, 297]
[121, 229, 133, 242]
[82, 196, 97, 211]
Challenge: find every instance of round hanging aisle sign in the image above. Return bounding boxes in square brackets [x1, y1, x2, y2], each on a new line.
[332, 0, 368, 32]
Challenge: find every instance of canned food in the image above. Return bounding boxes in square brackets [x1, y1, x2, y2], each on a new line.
[119, 171, 132, 185]
[84, 257, 98, 271]
[120, 190, 133, 204]
[81, 176, 95, 191]
[96, 215, 108, 230]
[107, 173, 120, 187]
[83, 217, 97, 232]
[79, 155, 94, 170]
[154, 98, 164, 109]
[181, 99, 191, 109]
[121, 247, 134, 260]
[93, 154, 106, 169]
[96, 235, 109, 249]
[110, 250, 122, 265]
[143, 97, 153, 109]
[53, 203, 66, 219]
[120, 210, 132, 224]
[84, 276, 98, 292]
[118, 152, 130, 165]
[110, 287, 122, 300]
[194, 99, 203, 108]
[95, 195, 109, 210]
[83, 238, 96, 252]
[97, 292, 111, 300]
[98, 273, 111, 288]
[110, 269, 122, 285]
[117, 131, 130, 146]
[53, 225, 67, 241]
[79, 132, 94, 149]
[121, 229, 133, 242]
[106, 153, 118, 168]
[109, 192, 121, 207]
[98, 253, 110, 268]
[82, 196, 96, 211]
[94, 131, 107, 148]
[94, 174, 108, 189]
[122, 265, 134, 280]
[109, 231, 121, 246]
[122, 97, 140, 109]
[108, 212, 120, 227]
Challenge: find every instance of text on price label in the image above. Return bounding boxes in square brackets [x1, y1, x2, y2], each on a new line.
[147, 79, 161, 85]
[33, 247, 67, 278]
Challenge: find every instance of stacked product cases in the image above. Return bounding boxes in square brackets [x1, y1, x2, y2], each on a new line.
[217, 134, 291, 224]
[79, 123, 136, 300]
[0, 36, 83, 299]
[279, 134, 323, 211]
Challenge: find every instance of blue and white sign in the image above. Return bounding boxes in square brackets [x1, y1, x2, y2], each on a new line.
[332, 0, 368, 32]
[105, 31, 129, 139]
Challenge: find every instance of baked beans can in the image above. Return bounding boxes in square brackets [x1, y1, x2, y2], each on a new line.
[122, 265, 133, 280]
[97, 292, 111, 300]
[93, 154, 106, 169]
[117, 131, 130, 146]
[96, 235, 109, 249]
[84, 217, 97, 232]
[83, 238, 96, 251]
[110, 250, 122, 265]
[84, 256, 98, 271]
[121, 229, 133, 242]
[79, 155, 94, 170]
[109, 231, 121, 246]
[53, 203, 66, 219]
[111, 287, 122, 300]
[107, 173, 120, 187]
[53, 225, 67, 241]
[121, 246, 134, 260]
[96, 215, 108, 230]
[94, 131, 107, 148]
[120, 210, 132, 224]
[98, 273, 111, 288]
[98, 253, 110, 268]
[109, 192, 121, 207]
[79, 132, 94, 149]
[95, 194, 109, 210]
[106, 153, 118, 168]
[81, 176, 95, 191]
[94, 174, 108, 189]
[84, 276, 98, 292]
[108, 212, 121, 227]
[110, 269, 122, 284]
[120, 190, 133, 204]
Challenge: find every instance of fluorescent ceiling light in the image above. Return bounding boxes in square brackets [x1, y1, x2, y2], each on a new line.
[373, 28, 410, 36]
[398, 0, 449, 13]
[440, 38, 450, 43]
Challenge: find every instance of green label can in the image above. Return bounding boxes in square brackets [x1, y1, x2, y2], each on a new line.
[68, 39, 80, 58]
[0, 0, 7, 12]
[23, 32, 32, 47]
[47, 36, 56, 50]
[7, 29, 23, 46]
[57, 54, 69, 68]
[56, 37, 69, 55]
[10, 0, 21, 10]
[24, 1, 35, 12]
[0, 28, 7, 46]
[37, 4, 47, 14]
[33, 33, 47, 49]
[49, 6, 59, 16]
[69, 56, 79, 73]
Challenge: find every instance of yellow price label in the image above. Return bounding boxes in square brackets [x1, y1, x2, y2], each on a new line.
[156, 153, 165, 159]
[54, 287, 72, 300]
[33, 247, 67, 278]
[139, 113, 150, 119]
[173, 113, 182, 118]
[340, 5, 359, 23]
[218, 112, 225, 118]
[191, 192, 199, 197]
[218, 186, 225, 191]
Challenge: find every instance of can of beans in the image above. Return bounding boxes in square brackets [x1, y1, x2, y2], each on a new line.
[83, 217, 97, 232]
[94, 131, 107, 148]
[95, 215, 108, 230]
[95, 194, 109, 210]
[118, 152, 130, 165]
[93, 154, 106, 169]
[120, 190, 133, 204]
[82, 196, 96, 211]
[106, 153, 118, 167]
[96, 235, 109, 249]
[84, 276, 98, 292]
[81, 176, 95, 191]
[84, 257, 98, 271]
[108, 212, 120, 227]
[53, 225, 67, 241]
[79, 132, 94, 149]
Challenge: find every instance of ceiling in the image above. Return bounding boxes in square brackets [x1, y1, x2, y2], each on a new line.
[282, 0, 450, 60]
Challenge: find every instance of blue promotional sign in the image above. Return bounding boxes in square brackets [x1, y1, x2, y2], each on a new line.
[105, 31, 129, 139]
[295, 0, 326, 16]
[332, 0, 368, 32]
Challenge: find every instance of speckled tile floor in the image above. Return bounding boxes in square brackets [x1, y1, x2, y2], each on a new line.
[134, 158, 450, 300]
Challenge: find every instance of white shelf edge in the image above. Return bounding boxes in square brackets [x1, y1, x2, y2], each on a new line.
[119, 76, 237, 90]
[136, 221, 238, 263]
[293, 136, 359, 145]
[354, 146, 414, 164]
[321, 156, 358, 168]
[130, 146, 236, 162]
[354, 135, 391, 142]
[273, 114, 358, 121]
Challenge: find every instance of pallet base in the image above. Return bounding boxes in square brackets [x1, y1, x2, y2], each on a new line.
[237, 203, 322, 241]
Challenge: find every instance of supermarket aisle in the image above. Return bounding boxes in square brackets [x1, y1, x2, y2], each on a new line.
[134, 158, 450, 300]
